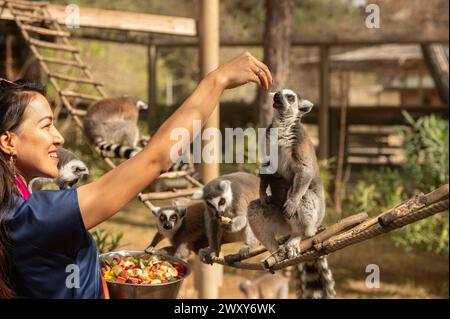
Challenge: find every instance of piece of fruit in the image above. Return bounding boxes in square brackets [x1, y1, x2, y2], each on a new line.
[220, 216, 232, 224]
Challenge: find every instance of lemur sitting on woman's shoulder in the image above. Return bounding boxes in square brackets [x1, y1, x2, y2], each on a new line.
[29, 147, 89, 192]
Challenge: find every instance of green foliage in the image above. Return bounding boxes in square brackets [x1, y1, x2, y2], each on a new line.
[343, 113, 449, 254]
[400, 111, 449, 193]
[91, 227, 123, 254]
[344, 167, 406, 217]
[392, 112, 449, 254]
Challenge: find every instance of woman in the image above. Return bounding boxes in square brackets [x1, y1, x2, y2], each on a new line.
[0, 52, 272, 298]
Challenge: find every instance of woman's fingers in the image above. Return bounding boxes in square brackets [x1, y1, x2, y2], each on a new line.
[214, 51, 273, 90]
[252, 66, 269, 91]
[253, 58, 273, 86]
[250, 70, 264, 89]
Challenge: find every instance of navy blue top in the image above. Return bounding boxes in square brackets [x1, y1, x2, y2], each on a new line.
[4, 189, 104, 299]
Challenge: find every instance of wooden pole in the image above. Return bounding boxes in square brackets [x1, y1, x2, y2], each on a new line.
[147, 44, 157, 132]
[334, 71, 350, 217]
[319, 45, 330, 160]
[5, 34, 14, 79]
[195, 0, 222, 299]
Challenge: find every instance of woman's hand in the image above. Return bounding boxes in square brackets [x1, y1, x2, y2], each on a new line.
[211, 52, 273, 91]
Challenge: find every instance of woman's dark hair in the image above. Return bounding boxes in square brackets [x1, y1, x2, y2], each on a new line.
[0, 79, 46, 299]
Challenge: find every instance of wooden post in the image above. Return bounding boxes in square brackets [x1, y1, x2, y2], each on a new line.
[195, 0, 223, 299]
[147, 44, 157, 132]
[5, 34, 14, 79]
[319, 45, 330, 160]
[334, 71, 350, 217]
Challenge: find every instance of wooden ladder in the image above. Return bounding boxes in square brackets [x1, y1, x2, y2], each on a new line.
[1, 0, 202, 211]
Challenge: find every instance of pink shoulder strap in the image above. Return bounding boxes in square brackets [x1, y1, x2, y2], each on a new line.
[15, 175, 30, 200]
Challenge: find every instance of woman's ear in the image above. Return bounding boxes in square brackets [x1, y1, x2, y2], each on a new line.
[0, 131, 16, 155]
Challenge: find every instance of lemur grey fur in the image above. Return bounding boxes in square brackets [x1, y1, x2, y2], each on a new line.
[247, 89, 335, 298]
[191, 172, 260, 263]
[239, 273, 289, 299]
[147, 201, 247, 260]
[28, 147, 89, 192]
[83, 96, 148, 159]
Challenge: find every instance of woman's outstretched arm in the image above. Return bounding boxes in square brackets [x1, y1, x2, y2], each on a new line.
[78, 52, 272, 229]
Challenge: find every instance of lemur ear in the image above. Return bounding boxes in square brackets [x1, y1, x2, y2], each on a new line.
[219, 180, 231, 191]
[191, 189, 204, 200]
[178, 207, 187, 219]
[298, 99, 313, 115]
[136, 100, 148, 110]
[150, 206, 160, 216]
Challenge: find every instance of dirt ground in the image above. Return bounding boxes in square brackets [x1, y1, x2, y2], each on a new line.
[98, 198, 449, 299]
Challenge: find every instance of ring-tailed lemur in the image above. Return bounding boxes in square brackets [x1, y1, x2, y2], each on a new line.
[247, 89, 335, 298]
[191, 172, 260, 263]
[146, 200, 248, 260]
[239, 273, 289, 299]
[28, 147, 89, 192]
[83, 96, 148, 159]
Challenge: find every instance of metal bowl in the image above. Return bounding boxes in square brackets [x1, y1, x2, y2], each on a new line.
[99, 250, 191, 299]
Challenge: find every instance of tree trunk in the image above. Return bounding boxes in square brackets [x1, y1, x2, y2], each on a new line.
[421, 44, 449, 106]
[256, 0, 293, 127]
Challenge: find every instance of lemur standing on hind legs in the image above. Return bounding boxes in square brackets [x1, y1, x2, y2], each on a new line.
[247, 89, 335, 298]
[83, 96, 148, 159]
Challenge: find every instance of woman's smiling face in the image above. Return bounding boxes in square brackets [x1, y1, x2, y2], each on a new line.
[13, 93, 64, 182]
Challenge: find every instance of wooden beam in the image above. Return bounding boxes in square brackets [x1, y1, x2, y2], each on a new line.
[147, 44, 157, 131]
[68, 30, 449, 47]
[1, 3, 197, 37]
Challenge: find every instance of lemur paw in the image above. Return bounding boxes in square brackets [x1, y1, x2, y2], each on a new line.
[144, 246, 157, 255]
[220, 222, 232, 231]
[260, 195, 272, 206]
[282, 238, 302, 259]
[238, 246, 251, 258]
[283, 199, 298, 219]
[199, 248, 216, 265]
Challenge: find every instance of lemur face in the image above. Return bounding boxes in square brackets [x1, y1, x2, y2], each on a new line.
[56, 159, 89, 189]
[271, 89, 313, 118]
[192, 180, 233, 219]
[152, 206, 186, 232]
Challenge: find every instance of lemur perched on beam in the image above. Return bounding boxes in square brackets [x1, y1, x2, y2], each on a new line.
[247, 89, 335, 299]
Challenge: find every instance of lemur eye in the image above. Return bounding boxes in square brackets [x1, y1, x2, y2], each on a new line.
[159, 215, 166, 221]
[206, 201, 215, 209]
[218, 198, 226, 206]
[170, 215, 177, 221]
[286, 95, 296, 103]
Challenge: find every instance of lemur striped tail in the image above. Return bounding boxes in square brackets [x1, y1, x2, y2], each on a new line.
[294, 256, 336, 299]
[95, 140, 141, 159]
